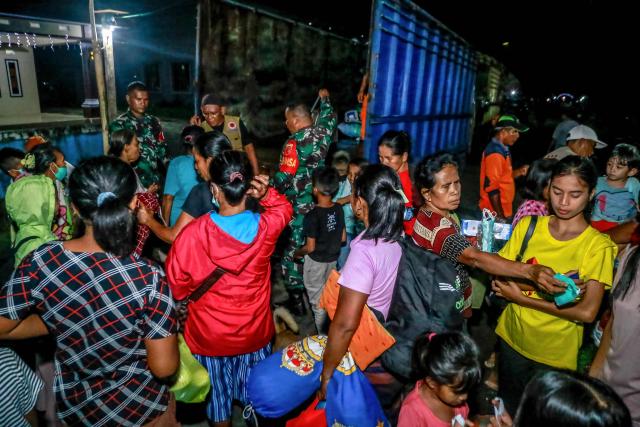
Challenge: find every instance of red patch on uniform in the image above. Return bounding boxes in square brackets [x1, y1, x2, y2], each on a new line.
[280, 139, 299, 175]
[227, 121, 237, 130]
[158, 131, 165, 142]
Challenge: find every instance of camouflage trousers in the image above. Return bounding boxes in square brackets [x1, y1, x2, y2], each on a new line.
[282, 213, 305, 291]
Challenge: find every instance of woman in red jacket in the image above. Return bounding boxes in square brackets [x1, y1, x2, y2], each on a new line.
[166, 150, 292, 427]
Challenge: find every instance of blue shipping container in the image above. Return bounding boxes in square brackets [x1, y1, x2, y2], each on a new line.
[364, 0, 477, 163]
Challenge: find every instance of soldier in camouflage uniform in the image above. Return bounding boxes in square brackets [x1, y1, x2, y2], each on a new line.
[274, 88, 337, 314]
[108, 81, 166, 188]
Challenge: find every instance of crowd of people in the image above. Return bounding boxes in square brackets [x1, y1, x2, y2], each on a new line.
[0, 79, 639, 427]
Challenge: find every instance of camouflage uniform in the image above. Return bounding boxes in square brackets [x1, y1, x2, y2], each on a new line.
[274, 98, 337, 291]
[109, 109, 166, 187]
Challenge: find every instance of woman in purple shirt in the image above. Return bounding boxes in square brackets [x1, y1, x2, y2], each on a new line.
[320, 164, 405, 397]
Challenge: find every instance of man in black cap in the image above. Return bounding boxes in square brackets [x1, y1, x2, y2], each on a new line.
[478, 114, 530, 221]
[190, 94, 259, 175]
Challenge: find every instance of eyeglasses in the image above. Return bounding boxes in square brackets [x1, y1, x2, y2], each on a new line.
[203, 111, 222, 118]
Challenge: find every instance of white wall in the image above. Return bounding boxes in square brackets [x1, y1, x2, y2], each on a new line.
[0, 46, 41, 117]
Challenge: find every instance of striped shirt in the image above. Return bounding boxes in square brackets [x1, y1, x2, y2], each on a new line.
[0, 348, 43, 427]
[0, 242, 177, 426]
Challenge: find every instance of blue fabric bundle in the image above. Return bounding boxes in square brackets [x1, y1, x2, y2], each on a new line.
[247, 335, 389, 426]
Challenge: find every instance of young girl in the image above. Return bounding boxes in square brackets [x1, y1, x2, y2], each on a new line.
[0, 156, 179, 426]
[334, 156, 369, 268]
[492, 156, 617, 413]
[512, 158, 556, 227]
[398, 332, 481, 427]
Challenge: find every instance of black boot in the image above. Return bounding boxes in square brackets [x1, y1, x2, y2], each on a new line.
[286, 290, 307, 316]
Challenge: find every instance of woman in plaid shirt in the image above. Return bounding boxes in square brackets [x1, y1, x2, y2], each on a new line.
[0, 156, 179, 426]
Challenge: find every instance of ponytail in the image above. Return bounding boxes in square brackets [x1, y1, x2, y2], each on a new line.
[69, 156, 137, 257]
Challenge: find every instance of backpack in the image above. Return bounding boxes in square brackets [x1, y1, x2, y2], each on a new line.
[0, 236, 38, 285]
[381, 236, 464, 380]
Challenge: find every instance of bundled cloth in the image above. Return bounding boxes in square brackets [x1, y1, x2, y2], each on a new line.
[246, 335, 389, 427]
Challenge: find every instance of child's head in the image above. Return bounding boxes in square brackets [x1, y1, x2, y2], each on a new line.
[549, 156, 598, 221]
[522, 158, 557, 202]
[348, 157, 369, 184]
[312, 166, 340, 198]
[606, 143, 640, 183]
[412, 332, 481, 407]
[209, 150, 253, 207]
[513, 370, 630, 427]
[352, 164, 404, 242]
[332, 151, 351, 177]
[69, 156, 138, 257]
[0, 147, 25, 178]
[414, 152, 461, 212]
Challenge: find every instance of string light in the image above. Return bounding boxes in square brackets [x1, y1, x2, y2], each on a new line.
[0, 32, 93, 54]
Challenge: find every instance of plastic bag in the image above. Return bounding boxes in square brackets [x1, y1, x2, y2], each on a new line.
[169, 334, 211, 403]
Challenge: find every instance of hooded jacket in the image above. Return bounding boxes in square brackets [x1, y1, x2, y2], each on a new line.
[6, 175, 57, 266]
[166, 188, 293, 356]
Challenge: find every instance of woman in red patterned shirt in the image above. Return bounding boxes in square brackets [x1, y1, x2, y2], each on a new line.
[411, 153, 563, 317]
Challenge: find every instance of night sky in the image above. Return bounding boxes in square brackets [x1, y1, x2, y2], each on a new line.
[3, 0, 638, 127]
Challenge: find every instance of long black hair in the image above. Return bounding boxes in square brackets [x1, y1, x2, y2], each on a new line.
[613, 244, 640, 303]
[353, 164, 404, 243]
[414, 152, 458, 193]
[513, 370, 631, 427]
[194, 130, 232, 159]
[412, 332, 481, 393]
[550, 156, 598, 219]
[69, 156, 137, 257]
[209, 150, 253, 206]
[108, 129, 136, 157]
[23, 143, 56, 175]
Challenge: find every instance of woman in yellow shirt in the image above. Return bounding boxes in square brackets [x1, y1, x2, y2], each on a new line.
[492, 156, 617, 413]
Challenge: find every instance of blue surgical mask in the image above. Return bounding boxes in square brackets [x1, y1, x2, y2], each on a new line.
[211, 195, 220, 210]
[53, 165, 68, 181]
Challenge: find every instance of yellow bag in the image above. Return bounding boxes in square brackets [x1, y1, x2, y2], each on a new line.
[170, 334, 211, 403]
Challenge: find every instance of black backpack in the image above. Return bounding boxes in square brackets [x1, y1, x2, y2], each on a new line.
[382, 236, 464, 380]
[0, 236, 38, 285]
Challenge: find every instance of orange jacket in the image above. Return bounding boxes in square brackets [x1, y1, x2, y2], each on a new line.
[479, 139, 515, 217]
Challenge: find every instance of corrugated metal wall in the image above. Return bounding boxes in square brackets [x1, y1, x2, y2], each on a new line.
[364, 0, 477, 162]
[199, 0, 367, 139]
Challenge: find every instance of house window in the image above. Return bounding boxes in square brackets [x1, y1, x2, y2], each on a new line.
[144, 63, 161, 91]
[171, 62, 190, 92]
[5, 59, 23, 97]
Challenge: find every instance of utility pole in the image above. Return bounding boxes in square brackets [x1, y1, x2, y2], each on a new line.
[89, 0, 110, 154]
